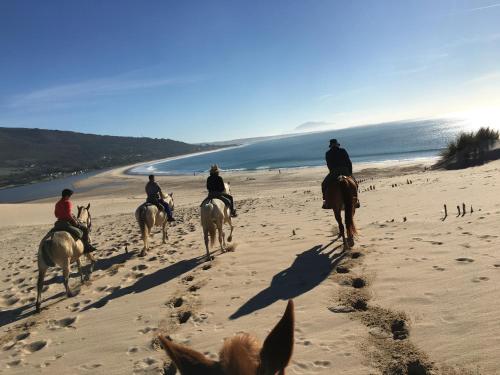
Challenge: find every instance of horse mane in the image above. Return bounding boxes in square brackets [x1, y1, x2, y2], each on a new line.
[219, 333, 261, 374]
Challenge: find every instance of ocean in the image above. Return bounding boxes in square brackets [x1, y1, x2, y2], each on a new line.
[0, 118, 488, 203]
[130, 119, 472, 175]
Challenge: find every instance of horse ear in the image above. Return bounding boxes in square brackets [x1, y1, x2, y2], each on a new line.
[169, 192, 173, 197]
[86, 203, 90, 210]
[260, 300, 294, 373]
[159, 336, 220, 375]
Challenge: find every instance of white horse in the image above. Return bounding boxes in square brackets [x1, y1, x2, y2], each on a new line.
[200, 182, 234, 260]
[135, 193, 174, 257]
[36, 204, 96, 313]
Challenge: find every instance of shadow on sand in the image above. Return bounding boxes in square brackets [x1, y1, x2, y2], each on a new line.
[0, 251, 137, 327]
[82, 255, 206, 311]
[229, 239, 345, 320]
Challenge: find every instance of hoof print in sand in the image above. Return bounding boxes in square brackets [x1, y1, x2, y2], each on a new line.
[178, 311, 192, 324]
[24, 340, 48, 353]
[455, 258, 474, 263]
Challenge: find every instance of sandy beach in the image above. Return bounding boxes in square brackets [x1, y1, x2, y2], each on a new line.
[0, 159, 499, 374]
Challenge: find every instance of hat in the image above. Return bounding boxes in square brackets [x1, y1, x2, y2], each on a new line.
[329, 139, 340, 147]
[209, 164, 220, 174]
[61, 188, 74, 197]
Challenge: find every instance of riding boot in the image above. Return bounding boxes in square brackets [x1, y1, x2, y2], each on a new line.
[82, 232, 97, 254]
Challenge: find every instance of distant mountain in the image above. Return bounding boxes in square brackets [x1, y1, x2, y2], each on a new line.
[0, 127, 224, 188]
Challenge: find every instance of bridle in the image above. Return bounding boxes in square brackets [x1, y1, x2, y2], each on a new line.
[77, 206, 92, 232]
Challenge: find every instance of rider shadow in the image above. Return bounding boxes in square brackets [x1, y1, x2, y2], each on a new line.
[82, 255, 205, 311]
[229, 240, 345, 320]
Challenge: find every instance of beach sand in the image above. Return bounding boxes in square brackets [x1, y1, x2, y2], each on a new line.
[0, 160, 499, 374]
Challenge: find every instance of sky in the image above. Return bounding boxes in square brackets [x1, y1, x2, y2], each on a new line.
[1, 0, 500, 143]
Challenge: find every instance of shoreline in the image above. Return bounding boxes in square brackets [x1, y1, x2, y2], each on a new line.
[0, 155, 437, 204]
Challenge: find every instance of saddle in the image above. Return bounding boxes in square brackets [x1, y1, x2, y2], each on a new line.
[142, 201, 165, 212]
[200, 192, 226, 207]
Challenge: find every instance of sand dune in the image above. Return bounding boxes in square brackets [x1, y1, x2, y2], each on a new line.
[0, 161, 498, 374]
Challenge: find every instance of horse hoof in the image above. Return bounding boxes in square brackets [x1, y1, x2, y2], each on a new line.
[227, 236, 232, 242]
[139, 250, 146, 257]
[67, 292, 74, 298]
[347, 238, 355, 247]
[35, 304, 41, 313]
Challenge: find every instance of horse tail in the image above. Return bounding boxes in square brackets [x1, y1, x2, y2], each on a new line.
[201, 203, 216, 247]
[340, 178, 357, 238]
[138, 205, 148, 239]
[39, 237, 55, 268]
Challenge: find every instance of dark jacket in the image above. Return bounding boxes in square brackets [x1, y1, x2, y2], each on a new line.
[145, 181, 162, 200]
[207, 174, 225, 193]
[326, 147, 352, 175]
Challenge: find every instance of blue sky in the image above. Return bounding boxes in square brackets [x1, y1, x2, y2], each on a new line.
[1, 1, 500, 143]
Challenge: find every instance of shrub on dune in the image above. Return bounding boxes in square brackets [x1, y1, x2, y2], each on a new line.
[436, 127, 499, 169]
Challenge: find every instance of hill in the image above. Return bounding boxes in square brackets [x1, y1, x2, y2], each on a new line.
[0, 127, 224, 188]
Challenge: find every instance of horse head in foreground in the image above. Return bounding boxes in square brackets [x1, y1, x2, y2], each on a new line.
[36, 203, 95, 313]
[324, 175, 358, 250]
[135, 192, 174, 257]
[200, 182, 234, 260]
[160, 300, 294, 375]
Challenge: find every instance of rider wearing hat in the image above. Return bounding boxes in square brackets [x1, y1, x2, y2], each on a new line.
[54, 188, 96, 253]
[145, 175, 175, 222]
[206, 165, 237, 217]
[321, 139, 360, 209]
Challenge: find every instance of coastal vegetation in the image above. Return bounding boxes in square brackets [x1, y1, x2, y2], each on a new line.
[434, 127, 500, 169]
[0, 127, 224, 188]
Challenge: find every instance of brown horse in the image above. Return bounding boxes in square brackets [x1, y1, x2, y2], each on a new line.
[159, 300, 294, 375]
[324, 175, 358, 250]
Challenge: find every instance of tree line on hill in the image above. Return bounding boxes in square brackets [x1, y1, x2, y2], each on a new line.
[0, 127, 225, 188]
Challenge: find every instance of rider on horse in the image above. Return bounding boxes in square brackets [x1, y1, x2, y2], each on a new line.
[321, 139, 360, 209]
[206, 164, 237, 217]
[54, 189, 96, 253]
[145, 175, 175, 222]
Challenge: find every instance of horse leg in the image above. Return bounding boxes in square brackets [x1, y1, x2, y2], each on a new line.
[334, 209, 348, 250]
[141, 225, 149, 257]
[36, 266, 47, 313]
[228, 224, 234, 243]
[84, 253, 95, 280]
[217, 222, 225, 253]
[203, 228, 211, 260]
[77, 258, 84, 284]
[162, 221, 167, 244]
[62, 260, 74, 298]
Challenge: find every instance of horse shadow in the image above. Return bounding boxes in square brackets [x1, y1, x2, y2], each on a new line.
[82, 255, 205, 311]
[229, 240, 345, 320]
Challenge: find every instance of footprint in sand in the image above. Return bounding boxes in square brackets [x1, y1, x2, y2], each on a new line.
[178, 310, 192, 324]
[182, 275, 195, 283]
[24, 340, 49, 353]
[456, 258, 474, 263]
[127, 346, 139, 355]
[132, 264, 148, 271]
[432, 266, 445, 271]
[472, 276, 490, 283]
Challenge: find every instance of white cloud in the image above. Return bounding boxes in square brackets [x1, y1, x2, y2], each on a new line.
[464, 71, 500, 85]
[465, 2, 500, 12]
[6, 73, 203, 110]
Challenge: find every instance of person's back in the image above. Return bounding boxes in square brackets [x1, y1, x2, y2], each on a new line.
[326, 146, 352, 176]
[322, 139, 359, 209]
[145, 175, 175, 221]
[207, 174, 225, 193]
[145, 180, 161, 201]
[206, 165, 237, 217]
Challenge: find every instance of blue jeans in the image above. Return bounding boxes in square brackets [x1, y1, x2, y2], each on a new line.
[158, 199, 173, 219]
